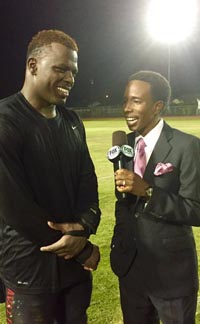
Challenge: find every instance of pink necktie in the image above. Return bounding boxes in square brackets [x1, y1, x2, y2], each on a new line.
[134, 138, 146, 177]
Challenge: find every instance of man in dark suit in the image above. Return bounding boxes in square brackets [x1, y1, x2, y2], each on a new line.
[110, 70, 200, 323]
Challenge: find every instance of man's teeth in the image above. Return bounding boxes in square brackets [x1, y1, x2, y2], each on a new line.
[127, 117, 136, 121]
[57, 87, 69, 95]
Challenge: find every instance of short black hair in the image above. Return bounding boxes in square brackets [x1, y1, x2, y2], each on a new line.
[128, 70, 171, 106]
[26, 29, 78, 60]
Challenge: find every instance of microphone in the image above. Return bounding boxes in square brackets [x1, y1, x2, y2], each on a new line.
[107, 130, 134, 198]
[107, 130, 134, 171]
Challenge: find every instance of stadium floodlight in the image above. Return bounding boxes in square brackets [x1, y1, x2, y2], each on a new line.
[146, 0, 197, 44]
[146, 0, 198, 87]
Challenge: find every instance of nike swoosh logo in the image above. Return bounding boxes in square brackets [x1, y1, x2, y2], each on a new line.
[72, 125, 77, 130]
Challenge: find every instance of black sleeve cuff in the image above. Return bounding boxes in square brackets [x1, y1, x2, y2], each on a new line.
[63, 228, 90, 238]
[78, 203, 101, 235]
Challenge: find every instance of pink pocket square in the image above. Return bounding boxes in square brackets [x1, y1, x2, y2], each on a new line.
[154, 162, 174, 176]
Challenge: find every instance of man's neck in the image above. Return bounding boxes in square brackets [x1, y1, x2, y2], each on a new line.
[35, 105, 57, 119]
[21, 88, 56, 119]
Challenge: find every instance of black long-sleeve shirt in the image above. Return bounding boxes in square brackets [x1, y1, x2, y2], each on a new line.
[0, 92, 100, 293]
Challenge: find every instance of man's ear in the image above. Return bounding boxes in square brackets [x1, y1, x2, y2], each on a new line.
[27, 58, 37, 75]
[154, 100, 164, 114]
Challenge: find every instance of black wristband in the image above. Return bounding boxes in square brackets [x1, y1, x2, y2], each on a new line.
[76, 241, 93, 264]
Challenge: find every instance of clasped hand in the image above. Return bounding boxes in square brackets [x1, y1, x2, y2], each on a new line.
[40, 222, 87, 260]
[83, 245, 100, 271]
[115, 169, 149, 197]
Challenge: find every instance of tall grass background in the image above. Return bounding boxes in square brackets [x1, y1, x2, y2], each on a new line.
[0, 116, 200, 323]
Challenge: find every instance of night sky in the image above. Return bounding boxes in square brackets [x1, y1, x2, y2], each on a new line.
[1, 0, 200, 106]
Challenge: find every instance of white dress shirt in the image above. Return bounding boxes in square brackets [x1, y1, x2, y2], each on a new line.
[135, 119, 164, 165]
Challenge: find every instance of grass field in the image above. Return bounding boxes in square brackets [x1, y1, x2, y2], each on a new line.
[0, 116, 200, 323]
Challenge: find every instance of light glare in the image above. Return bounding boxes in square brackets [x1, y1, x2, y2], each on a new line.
[146, 0, 198, 44]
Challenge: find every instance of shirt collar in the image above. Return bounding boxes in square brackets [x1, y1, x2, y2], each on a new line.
[135, 119, 164, 149]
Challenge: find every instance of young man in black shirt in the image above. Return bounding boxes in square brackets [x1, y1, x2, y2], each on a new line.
[0, 29, 101, 324]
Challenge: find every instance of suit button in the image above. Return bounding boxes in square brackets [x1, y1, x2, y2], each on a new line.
[135, 212, 139, 218]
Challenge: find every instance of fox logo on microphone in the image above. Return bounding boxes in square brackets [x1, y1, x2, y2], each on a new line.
[107, 146, 121, 162]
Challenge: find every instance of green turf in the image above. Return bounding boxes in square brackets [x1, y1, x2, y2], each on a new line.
[0, 116, 200, 323]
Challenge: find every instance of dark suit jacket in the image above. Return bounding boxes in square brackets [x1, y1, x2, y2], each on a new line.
[110, 121, 200, 298]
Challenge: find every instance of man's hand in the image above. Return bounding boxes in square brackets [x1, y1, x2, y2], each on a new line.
[83, 245, 100, 271]
[40, 222, 87, 259]
[115, 169, 149, 197]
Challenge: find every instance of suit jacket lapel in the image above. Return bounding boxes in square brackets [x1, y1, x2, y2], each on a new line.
[144, 122, 173, 182]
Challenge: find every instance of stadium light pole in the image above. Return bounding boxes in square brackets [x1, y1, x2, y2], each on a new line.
[146, 0, 198, 86]
[167, 44, 171, 85]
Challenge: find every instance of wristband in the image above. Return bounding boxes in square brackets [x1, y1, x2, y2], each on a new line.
[76, 241, 93, 264]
